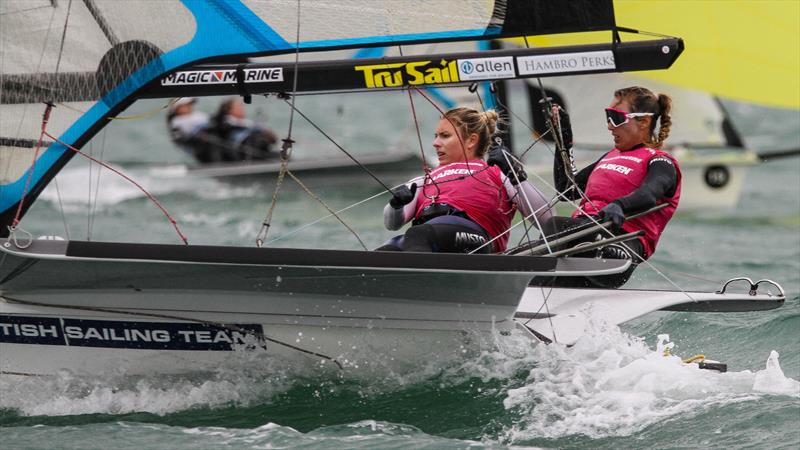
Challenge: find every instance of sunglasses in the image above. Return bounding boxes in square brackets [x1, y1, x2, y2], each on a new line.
[605, 107, 654, 128]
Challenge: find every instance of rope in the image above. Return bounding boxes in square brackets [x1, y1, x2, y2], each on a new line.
[280, 99, 395, 193]
[43, 130, 189, 245]
[285, 170, 368, 250]
[521, 284, 559, 344]
[397, 46, 431, 174]
[255, 153, 290, 248]
[9, 104, 51, 231]
[56, 99, 173, 121]
[255, 0, 301, 247]
[263, 189, 387, 245]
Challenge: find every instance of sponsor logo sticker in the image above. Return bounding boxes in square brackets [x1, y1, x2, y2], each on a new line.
[517, 50, 615, 75]
[597, 163, 633, 175]
[355, 59, 459, 88]
[161, 68, 284, 85]
[456, 56, 515, 81]
[0, 315, 265, 351]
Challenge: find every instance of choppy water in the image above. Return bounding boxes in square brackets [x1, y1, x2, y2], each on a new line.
[1, 94, 798, 449]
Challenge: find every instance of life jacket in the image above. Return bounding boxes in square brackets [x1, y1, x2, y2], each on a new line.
[573, 146, 681, 258]
[416, 160, 515, 251]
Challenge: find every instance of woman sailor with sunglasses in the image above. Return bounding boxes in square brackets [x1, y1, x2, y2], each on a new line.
[542, 86, 681, 288]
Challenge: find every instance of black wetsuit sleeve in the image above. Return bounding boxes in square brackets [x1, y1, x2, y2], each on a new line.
[613, 157, 677, 213]
[554, 151, 603, 200]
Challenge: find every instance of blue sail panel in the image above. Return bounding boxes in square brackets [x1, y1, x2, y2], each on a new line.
[0, 0, 619, 230]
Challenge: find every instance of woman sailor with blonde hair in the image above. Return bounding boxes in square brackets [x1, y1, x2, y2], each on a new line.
[378, 107, 552, 253]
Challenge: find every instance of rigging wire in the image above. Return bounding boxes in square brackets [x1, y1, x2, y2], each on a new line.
[263, 189, 388, 245]
[53, 0, 72, 74]
[9, 104, 53, 235]
[285, 170, 368, 250]
[52, 177, 71, 240]
[42, 128, 189, 244]
[86, 139, 93, 239]
[397, 46, 431, 175]
[2, 2, 58, 190]
[482, 80, 541, 249]
[256, 0, 301, 248]
[279, 99, 394, 193]
[87, 128, 108, 240]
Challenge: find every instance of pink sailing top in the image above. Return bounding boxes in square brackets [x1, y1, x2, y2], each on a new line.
[416, 160, 515, 251]
[573, 146, 681, 258]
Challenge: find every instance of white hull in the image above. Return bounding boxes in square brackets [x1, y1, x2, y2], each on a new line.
[0, 239, 782, 377]
[183, 150, 422, 178]
[517, 282, 784, 345]
[0, 301, 479, 376]
[0, 237, 630, 376]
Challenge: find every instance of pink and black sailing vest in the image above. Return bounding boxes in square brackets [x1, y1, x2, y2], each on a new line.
[416, 160, 514, 252]
[573, 147, 682, 258]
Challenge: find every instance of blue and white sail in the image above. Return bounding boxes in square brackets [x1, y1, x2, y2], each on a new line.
[0, 0, 677, 232]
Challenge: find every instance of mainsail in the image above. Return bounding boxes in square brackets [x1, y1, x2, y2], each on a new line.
[0, 0, 680, 234]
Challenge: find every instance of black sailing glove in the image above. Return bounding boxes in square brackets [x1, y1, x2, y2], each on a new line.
[389, 183, 417, 209]
[598, 201, 625, 232]
[487, 145, 527, 185]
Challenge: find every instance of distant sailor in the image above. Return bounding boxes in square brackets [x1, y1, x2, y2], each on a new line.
[542, 86, 681, 288]
[378, 107, 552, 253]
[166, 97, 280, 164]
[204, 97, 279, 162]
[167, 97, 210, 157]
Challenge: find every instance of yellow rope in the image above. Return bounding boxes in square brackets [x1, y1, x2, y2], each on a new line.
[57, 99, 175, 121]
[682, 354, 707, 364]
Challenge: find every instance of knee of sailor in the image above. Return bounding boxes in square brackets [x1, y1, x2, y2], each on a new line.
[541, 216, 559, 236]
[404, 224, 434, 240]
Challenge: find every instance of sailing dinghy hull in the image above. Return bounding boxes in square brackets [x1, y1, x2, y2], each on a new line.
[516, 284, 785, 346]
[0, 238, 630, 376]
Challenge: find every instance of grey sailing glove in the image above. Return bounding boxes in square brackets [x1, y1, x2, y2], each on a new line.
[598, 201, 625, 232]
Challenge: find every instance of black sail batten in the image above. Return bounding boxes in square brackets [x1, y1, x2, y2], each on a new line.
[496, 0, 616, 35]
[142, 39, 683, 100]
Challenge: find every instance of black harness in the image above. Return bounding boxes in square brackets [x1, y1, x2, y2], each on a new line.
[412, 203, 472, 226]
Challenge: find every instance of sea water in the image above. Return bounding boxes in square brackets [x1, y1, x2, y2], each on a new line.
[0, 95, 798, 449]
